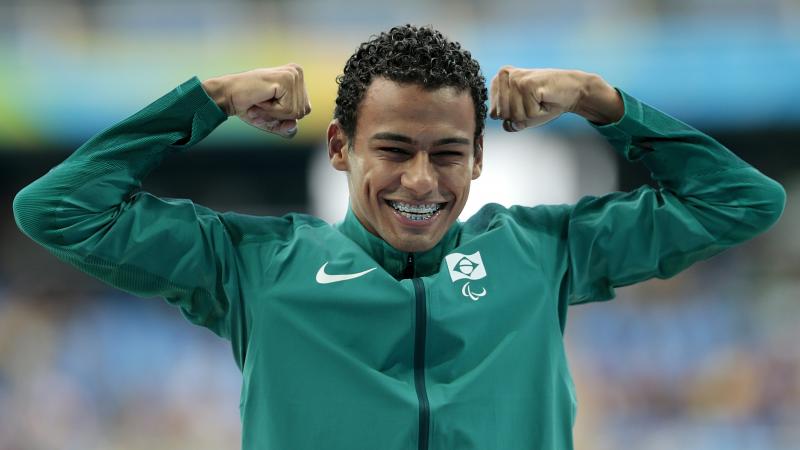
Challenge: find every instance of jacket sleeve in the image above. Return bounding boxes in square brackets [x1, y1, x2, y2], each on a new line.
[564, 89, 786, 305]
[12, 76, 240, 338]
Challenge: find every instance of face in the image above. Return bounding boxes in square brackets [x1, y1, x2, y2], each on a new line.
[328, 77, 483, 253]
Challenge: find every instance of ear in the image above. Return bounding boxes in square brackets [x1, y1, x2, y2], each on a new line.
[327, 120, 350, 172]
[471, 135, 483, 180]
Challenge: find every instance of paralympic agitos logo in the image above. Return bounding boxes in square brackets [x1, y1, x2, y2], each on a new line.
[444, 251, 487, 301]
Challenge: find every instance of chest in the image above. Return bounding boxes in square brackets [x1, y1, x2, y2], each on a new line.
[242, 226, 567, 375]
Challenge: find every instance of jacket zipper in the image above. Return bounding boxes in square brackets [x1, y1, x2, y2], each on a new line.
[408, 253, 430, 450]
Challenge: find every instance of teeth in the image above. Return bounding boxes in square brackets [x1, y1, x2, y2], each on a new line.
[388, 201, 441, 213]
[388, 200, 444, 221]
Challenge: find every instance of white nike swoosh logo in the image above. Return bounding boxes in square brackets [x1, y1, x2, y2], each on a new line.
[315, 262, 377, 284]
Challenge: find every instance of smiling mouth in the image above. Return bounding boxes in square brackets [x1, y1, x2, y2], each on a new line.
[386, 200, 447, 222]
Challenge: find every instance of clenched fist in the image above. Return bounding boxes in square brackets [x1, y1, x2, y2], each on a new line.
[202, 64, 312, 138]
[489, 67, 624, 131]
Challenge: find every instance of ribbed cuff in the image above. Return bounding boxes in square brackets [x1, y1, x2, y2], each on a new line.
[170, 76, 228, 148]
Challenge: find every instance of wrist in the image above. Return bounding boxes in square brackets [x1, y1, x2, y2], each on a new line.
[572, 72, 624, 125]
[201, 77, 232, 116]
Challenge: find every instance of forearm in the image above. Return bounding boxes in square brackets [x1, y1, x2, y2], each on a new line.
[571, 72, 624, 125]
[202, 76, 233, 116]
[12, 77, 239, 330]
[68, 76, 226, 180]
[13, 76, 227, 248]
[566, 98, 784, 303]
[594, 91, 785, 241]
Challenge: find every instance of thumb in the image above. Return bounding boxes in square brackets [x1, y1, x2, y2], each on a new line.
[502, 113, 560, 132]
[247, 117, 298, 138]
[273, 119, 298, 138]
[260, 119, 298, 138]
[503, 120, 527, 132]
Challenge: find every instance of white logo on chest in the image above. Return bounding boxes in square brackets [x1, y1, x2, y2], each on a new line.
[445, 251, 488, 301]
[316, 262, 376, 284]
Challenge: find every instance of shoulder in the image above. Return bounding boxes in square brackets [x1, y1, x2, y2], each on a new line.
[214, 210, 332, 247]
[461, 202, 574, 237]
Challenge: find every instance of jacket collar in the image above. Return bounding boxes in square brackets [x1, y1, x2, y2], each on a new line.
[335, 207, 462, 279]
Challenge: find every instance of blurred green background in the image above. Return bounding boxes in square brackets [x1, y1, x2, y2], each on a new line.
[1, 0, 799, 449]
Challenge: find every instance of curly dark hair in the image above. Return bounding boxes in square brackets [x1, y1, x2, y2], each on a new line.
[334, 24, 487, 152]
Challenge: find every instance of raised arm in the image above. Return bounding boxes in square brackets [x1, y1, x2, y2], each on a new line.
[12, 65, 311, 337]
[490, 67, 786, 304]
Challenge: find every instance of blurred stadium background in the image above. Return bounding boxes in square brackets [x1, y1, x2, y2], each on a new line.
[1, 0, 799, 449]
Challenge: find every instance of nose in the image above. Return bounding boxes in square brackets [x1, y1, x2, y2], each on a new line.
[401, 152, 436, 197]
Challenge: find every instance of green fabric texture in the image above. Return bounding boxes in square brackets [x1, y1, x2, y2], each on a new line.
[13, 77, 786, 450]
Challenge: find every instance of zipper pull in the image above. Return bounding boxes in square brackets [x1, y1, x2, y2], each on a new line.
[403, 253, 415, 279]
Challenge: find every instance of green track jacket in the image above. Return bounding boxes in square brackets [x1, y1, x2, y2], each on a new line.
[13, 76, 786, 450]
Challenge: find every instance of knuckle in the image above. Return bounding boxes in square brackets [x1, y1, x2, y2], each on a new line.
[274, 101, 291, 114]
[279, 71, 294, 85]
[500, 65, 516, 75]
[286, 63, 304, 77]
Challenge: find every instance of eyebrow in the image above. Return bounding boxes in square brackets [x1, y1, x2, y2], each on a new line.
[370, 132, 471, 147]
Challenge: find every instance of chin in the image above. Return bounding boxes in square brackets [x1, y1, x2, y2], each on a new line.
[389, 235, 439, 253]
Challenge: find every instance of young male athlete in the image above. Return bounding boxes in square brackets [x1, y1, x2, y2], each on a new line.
[13, 25, 785, 450]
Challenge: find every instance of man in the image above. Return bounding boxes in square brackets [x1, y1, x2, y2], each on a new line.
[13, 24, 785, 450]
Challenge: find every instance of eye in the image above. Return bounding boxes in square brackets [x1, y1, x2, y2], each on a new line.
[379, 147, 411, 156]
[432, 151, 465, 161]
[430, 150, 466, 166]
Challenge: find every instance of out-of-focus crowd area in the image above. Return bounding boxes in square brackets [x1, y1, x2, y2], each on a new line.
[1, 0, 799, 449]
